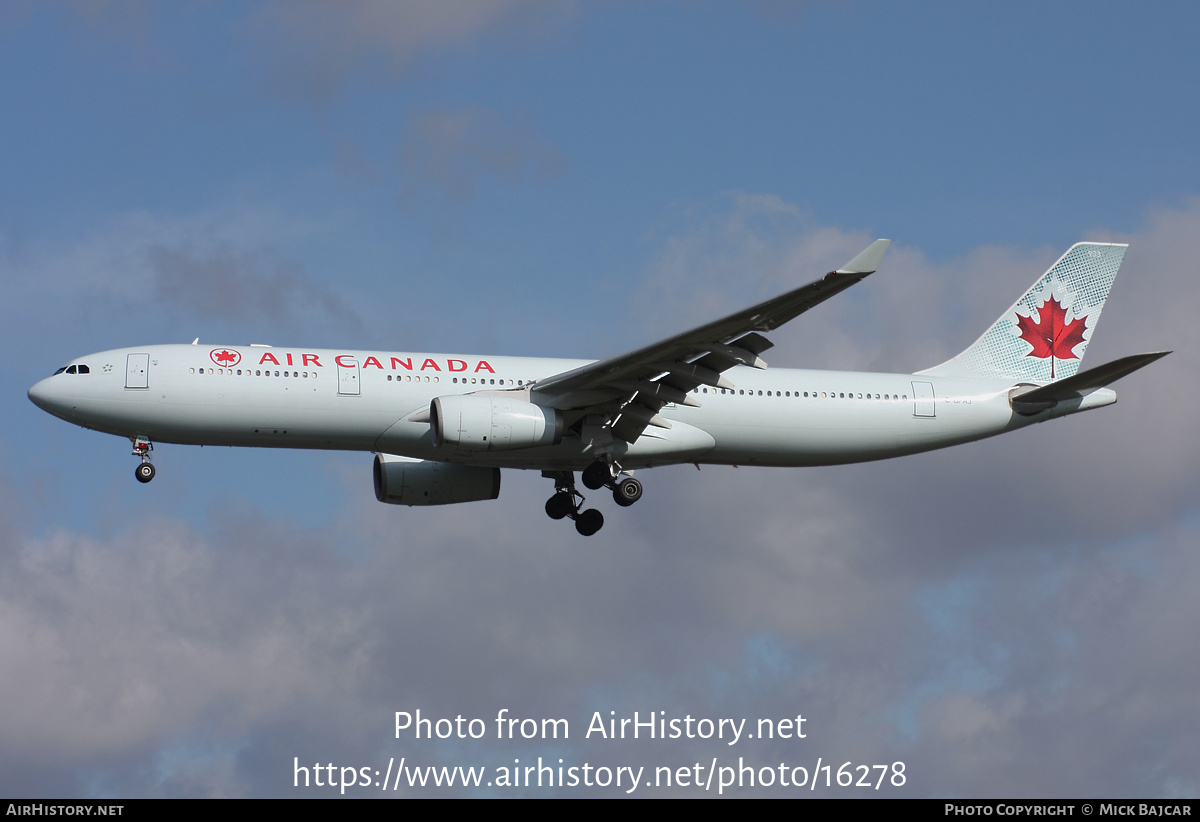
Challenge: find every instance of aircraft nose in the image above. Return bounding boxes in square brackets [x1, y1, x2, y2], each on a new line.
[28, 378, 51, 410]
[28, 377, 70, 418]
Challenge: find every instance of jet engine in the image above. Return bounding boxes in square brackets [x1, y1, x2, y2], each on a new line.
[373, 454, 501, 506]
[430, 395, 563, 451]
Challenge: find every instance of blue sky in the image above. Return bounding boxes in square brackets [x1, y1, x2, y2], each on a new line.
[2, 1, 1198, 797]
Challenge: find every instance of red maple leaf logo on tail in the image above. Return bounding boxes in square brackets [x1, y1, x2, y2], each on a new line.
[1016, 295, 1086, 378]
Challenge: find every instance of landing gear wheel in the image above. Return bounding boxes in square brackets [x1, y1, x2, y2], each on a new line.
[575, 508, 604, 536]
[542, 470, 605, 535]
[613, 476, 642, 507]
[135, 462, 156, 483]
[545, 492, 573, 520]
[581, 460, 612, 490]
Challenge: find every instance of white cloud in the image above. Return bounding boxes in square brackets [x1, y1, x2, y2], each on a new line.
[398, 107, 567, 203]
[0, 206, 366, 346]
[245, 0, 570, 104]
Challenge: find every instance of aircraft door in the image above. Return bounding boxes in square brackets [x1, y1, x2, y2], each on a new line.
[911, 381, 935, 417]
[338, 357, 361, 396]
[125, 353, 149, 389]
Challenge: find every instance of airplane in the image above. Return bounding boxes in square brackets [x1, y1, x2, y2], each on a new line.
[28, 239, 1168, 536]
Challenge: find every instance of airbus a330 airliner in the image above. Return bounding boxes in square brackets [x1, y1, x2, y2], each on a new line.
[29, 240, 1166, 535]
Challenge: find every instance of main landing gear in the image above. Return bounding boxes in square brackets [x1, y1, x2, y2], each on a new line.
[581, 458, 643, 507]
[132, 436, 155, 483]
[543, 459, 643, 536]
[543, 471, 604, 536]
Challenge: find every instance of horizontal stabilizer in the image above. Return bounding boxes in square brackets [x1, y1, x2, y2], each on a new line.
[1010, 351, 1169, 414]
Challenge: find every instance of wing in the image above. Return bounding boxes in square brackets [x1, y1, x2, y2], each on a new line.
[531, 239, 891, 443]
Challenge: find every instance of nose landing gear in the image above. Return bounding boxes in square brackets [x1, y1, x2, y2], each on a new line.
[132, 436, 155, 483]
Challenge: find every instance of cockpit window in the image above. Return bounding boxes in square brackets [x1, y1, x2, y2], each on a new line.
[66, 365, 77, 374]
[77, 364, 90, 374]
[53, 366, 67, 375]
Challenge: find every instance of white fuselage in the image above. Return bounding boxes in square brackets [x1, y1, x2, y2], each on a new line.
[27, 344, 1116, 471]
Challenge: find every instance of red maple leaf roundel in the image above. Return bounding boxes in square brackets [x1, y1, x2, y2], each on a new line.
[210, 348, 241, 367]
[1015, 295, 1086, 378]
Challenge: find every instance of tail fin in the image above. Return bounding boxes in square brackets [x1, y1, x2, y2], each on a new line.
[919, 242, 1128, 381]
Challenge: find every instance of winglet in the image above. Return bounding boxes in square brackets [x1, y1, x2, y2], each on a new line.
[837, 239, 891, 274]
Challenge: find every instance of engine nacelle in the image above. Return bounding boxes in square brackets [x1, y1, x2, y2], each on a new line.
[430, 395, 563, 451]
[373, 454, 501, 506]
